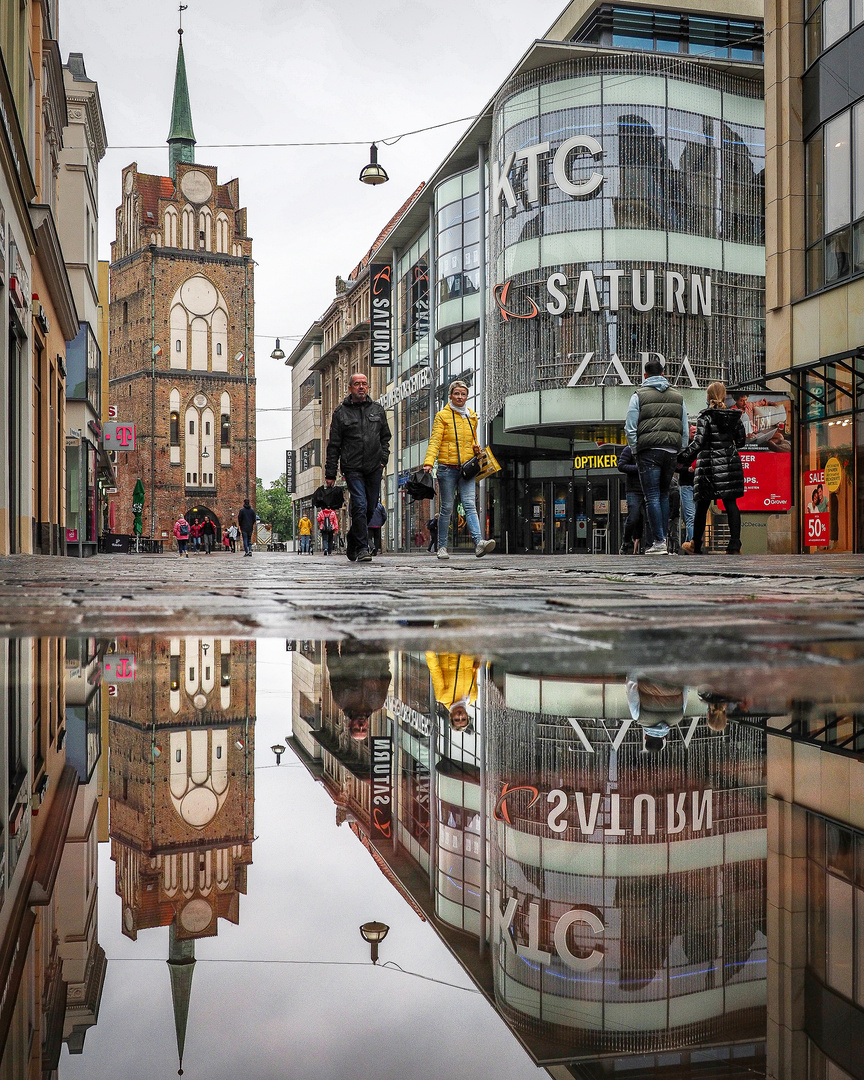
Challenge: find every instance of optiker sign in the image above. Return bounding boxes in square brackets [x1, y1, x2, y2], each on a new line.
[102, 422, 136, 451]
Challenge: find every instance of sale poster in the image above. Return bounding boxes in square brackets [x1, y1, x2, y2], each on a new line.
[722, 393, 792, 512]
[803, 470, 830, 547]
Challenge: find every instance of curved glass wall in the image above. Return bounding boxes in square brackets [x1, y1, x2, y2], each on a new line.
[488, 54, 765, 418]
[434, 168, 482, 338]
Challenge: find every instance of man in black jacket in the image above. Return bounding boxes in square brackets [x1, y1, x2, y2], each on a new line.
[325, 373, 391, 563]
[238, 500, 256, 557]
[616, 444, 644, 554]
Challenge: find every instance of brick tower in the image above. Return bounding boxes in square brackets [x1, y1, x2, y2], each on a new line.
[108, 30, 255, 543]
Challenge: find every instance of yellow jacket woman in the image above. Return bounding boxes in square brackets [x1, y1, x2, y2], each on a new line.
[421, 379, 495, 560]
[425, 651, 479, 730]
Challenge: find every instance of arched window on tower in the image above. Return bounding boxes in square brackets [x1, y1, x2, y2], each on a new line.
[215, 213, 230, 253]
[164, 205, 178, 247]
[211, 306, 228, 371]
[170, 305, 188, 369]
[190, 317, 208, 370]
[169, 388, 181, 464]
[199, 207, 212, 251]
[220, 391, 231, 466]
[184, 406, 199, 486]
[122, 301, 128, 325]
[181, 205, 195, 249]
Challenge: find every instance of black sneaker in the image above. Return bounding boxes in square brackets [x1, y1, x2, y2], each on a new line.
[346, 550, 357, 562]
[356, 550, 372, 563]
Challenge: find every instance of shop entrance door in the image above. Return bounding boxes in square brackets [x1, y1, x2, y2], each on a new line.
[524, 480, 576, 554]
[572, 475, 627, 554]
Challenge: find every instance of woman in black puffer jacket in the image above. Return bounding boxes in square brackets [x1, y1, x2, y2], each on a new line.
[679, 381, 746, 555]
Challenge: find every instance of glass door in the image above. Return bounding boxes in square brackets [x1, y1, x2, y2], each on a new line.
[551, 483, 571, 553]
[527, 482, 547, 552]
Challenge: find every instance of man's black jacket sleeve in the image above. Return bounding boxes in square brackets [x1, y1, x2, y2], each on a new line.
[325, 410, 343, 480]
[379, 410, 392, 467]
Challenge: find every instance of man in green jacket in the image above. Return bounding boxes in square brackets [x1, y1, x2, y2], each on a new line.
[624, 359, 688, 556]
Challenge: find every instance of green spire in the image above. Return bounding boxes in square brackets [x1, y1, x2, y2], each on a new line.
[167, 34, 196, 181]
[167, 922, 196, 1076]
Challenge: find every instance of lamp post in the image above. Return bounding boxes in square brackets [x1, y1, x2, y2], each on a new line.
[271, 743, 286, 765]
[359, 921, 389, 964]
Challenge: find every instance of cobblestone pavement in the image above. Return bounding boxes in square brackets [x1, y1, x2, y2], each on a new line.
[2, 553, 862, 681]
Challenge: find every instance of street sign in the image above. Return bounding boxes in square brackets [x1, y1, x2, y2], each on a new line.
[103, 422, 136, 450]
[103, 656, 135, 682]
[285, 449, 296, 493]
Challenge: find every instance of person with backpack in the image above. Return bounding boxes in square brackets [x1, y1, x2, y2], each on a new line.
[422, 379, 495, 560]
[227, 523, 238, 553]
[317, 507, 338, 555]
[367, 502, 387, 556]
[173, 514, 190, 558]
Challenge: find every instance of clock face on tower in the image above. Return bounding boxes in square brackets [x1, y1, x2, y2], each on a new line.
[179, 169, 213, 205]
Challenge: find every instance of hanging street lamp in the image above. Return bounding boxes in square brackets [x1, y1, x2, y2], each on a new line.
[359, 921, 390, 964]
[359, 143, 389, 186]
[270, 338, 286, 361]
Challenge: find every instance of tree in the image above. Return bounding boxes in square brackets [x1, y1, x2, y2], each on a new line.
[255, 474, 294, 541]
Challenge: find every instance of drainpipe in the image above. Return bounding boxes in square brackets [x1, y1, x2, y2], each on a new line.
[427, 202, 437, 541]
[244, 258, 250, 500]
[477, 145, 488, 534]
[150, 250, 156, 538]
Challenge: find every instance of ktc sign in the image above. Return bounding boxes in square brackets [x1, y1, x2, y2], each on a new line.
[369, 263, 393, 368]
[102, 422, 136, 450]
[493, 136, 604, 216]
[495, 890, 605, 972]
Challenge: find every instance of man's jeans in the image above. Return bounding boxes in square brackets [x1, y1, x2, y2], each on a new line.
[344, 468, 383, 555]
[680, 484, 696, 542]
[299, 535, 311, 553]
[636, 449, 677, 545]
[436, 465, 481, 549]
[241, 530, 253, 554]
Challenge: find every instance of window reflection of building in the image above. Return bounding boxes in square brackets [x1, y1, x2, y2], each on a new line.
[108, 637, 255, 1072]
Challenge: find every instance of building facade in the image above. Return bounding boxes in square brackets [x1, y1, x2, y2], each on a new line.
[764, 0, 864, 553]
[108, 36, 255, 545]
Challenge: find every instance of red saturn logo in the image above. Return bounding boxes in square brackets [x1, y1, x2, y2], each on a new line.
[372, 265, 391, 295]
[493, 280, 539, 321]
[494, 781, 541, 824]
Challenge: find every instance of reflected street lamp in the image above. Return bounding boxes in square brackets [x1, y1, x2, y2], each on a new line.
[271, 743, 286, 765]
[359, 921, 389, 964]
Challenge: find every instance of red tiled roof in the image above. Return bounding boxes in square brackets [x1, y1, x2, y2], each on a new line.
[137, 172, 175, 222]
[348, 182, 425, 281]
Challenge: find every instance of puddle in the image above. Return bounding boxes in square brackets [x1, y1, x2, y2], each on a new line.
[2, 635, 862, 1078]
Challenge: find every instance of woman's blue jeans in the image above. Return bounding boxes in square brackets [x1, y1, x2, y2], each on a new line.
[679, 485, 696, 542]
[436, 465, 481, 548]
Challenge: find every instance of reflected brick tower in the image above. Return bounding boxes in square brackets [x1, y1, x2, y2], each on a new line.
[108, 636, 255, 1073]
[108, 28, 255, 541]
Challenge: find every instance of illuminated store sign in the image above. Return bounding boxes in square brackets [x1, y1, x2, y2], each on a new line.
[369, 262, 393, 367]
[492, 136, 604, 215]
[370, 736, 393, 840]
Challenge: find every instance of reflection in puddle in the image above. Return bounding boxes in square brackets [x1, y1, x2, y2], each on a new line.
[0, 637, 861, 1078]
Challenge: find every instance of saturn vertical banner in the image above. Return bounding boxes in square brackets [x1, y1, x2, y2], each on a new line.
[369, 736, 393, 840]
[370, 263, 393, 367]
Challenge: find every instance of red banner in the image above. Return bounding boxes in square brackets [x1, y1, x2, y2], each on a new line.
[734, 450, 793, 511]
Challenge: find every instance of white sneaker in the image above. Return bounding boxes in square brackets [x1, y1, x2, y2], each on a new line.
[475, 540, 496, 558]
[437, 548, 449, 560]
[646, 541, 670, 555]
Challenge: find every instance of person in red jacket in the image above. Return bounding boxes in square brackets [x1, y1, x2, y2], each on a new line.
[172, 515, 190, 558]
[190, 519, 203, 552]
[317, 507, 338, 556]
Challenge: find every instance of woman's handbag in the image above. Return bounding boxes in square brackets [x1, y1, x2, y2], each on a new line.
[451, 409, 500, 481]
[451, 409, 483, 481]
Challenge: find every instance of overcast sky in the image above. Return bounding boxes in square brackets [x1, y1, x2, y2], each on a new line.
[57, 0, 564, 483]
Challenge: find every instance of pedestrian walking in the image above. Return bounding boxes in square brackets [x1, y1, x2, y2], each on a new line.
[201, 516, 215, 554]
[367, 502, 387, 556]
[426, 515, 439, 553]
[317, 507, 338, 555]
[616, 444, 644, 555]
[190, 518, 202, 552]
[222, 531, 231, 552]
[238, 499, 256, 557]
[667, 476, 682, 554]
[173, 514, 190, 558]
[677, 423, 697, 549]
[227, 523, 238, 553]
[422, 380, 496, 560]
[297, 513, 313, 554]
[680, 381, 746, 555]
[324, 372, 391, 564]
[425, 652, 480, 730]
[326, 640, 391, 741]
[624, 359, 689, 555]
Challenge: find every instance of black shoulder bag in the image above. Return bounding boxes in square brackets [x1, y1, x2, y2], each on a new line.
[451, 408, 482, 481]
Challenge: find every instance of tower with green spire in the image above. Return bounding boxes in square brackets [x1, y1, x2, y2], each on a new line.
[167, 30, 195, 182]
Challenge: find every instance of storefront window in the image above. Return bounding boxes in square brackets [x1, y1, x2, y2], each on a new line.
[802, 408, 855, 552]
[805, 0, 864, 64]
[805, 103, 864, 292]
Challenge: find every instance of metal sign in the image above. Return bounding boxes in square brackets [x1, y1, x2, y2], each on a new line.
[103, 656, 135, 682]
[369, 263, 393, 367]
[285, 449, 296, 493]
[103, 422, 136, 450]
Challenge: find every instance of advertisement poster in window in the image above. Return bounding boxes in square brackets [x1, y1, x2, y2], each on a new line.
[803, 469, 830, 547]
[723, 393, 793, 512]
